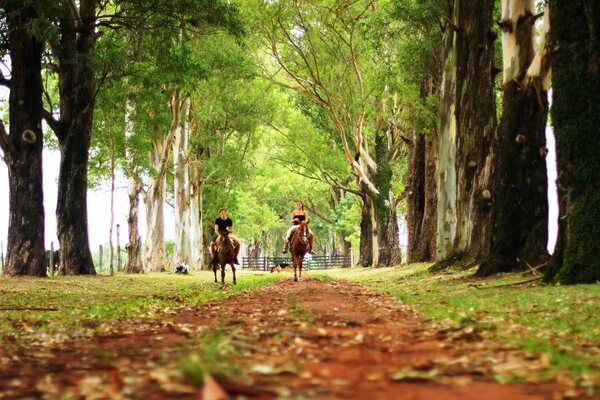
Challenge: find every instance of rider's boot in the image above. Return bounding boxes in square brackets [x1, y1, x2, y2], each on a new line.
[309, 235, 315, 254]
[282, 240, 288, 253]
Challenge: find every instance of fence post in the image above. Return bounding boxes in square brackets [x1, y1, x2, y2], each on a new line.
[99, 245, 103, 272]
[116, 224, 121, 272]
[49, 241, 55, 276]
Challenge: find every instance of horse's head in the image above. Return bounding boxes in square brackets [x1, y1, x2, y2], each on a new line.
[297, 221, 309, 245]
[216, 233, 233, 253]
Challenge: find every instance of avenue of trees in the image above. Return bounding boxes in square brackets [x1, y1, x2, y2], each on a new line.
[0, 0, 597, 283]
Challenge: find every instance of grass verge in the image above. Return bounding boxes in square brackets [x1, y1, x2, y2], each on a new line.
[314, 264, 600, 392]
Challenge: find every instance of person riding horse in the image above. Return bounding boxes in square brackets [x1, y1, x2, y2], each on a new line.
[282, 200, 314, 254]
[210, 208, 240, 265]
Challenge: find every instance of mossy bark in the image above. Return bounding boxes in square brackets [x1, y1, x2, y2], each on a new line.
[371, 131, 402, 267]
[356, 196, 373, 267]
[544, 0, 600, 284]
[477, 2, 550, 276]
[3, 5, 47, 276]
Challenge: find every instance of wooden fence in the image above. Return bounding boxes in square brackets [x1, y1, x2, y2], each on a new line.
[242, 255, 351, 271]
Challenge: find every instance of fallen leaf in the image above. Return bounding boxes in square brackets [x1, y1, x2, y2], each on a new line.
[203, 374, 229, 400]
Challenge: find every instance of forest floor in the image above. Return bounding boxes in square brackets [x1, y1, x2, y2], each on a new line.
[0, 267, 598, 399]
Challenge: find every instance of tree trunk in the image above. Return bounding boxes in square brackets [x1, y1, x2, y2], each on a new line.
[407, 132, 426, 262]
[143, 144, 168, 272]
[544, 0, 600, 284]
[435, 0, 496, 268]
[2, 5, 46, 276]
[143, 90, 183, 272]
[109, 141, 116, 276]
[124, 100, 144, 274]
[414, 138, 438, 261]
[356, 196, 373, 267]
[453, 0, 497, 265]
[435, 0, 459, 262]
[173, 98, 191, 266]
[125, 177, 144, 273]
[371, 131, 402, 267]
[478, 1, 550, 276]
[54, 0, 97, 275]
[189, 152, 203, 270]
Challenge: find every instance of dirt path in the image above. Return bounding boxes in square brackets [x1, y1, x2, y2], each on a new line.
[0, 278, 592, 399]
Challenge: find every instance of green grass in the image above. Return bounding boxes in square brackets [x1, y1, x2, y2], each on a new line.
[0, 271, 283, 343]
[314, 264, 600, 389]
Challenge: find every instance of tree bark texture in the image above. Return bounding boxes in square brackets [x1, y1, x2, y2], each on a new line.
[478, 0, 549, 276]
[435, 0, 459, 262]
[414, 138, 438, 262]
[173, 98, 192, 266]
[124, 100, 144, 273]
[356, 196, 373, 267]
[125, 177, 144, 273]
[189, 151, 204, 270]
[544, 0, 600, 284]
[407, 132, 426, 262]
[453, 0, 497, 265]
[143, 90, 183, 272]
[2, 5, 46, 276]
[370, 132, 402, 267]
[55, 0, 98, 275]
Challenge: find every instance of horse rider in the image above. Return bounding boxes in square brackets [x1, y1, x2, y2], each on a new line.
[210, 208, 240, 265]
[282, 200, 314, 254]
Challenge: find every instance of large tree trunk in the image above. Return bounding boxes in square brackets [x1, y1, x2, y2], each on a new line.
[143, 160, 168, 272]
[407, 132, 426, 262]
[356, 196, 373, 267]
[189, 151, 203, 270]
[453, 0, 497, 264]
[414, 138, 438, 261]
[544, 0, 600, 284]
[143, 91, 183, 272]
[435, 1, 459, 262]
[371, 131, 402, 267]
[478, 1, 550, 276]
[1, 5, 46, 276]
[173, 98, 192, 266]
[435, 0, 496, 267]
[125, 177, 144, 273]
[54, 0, 97, 275]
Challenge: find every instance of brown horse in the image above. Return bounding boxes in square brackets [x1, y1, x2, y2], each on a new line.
[211, 233, 237, 285]
[289, 220, 310, 282]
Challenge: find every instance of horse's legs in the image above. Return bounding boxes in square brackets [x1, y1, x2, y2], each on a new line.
[293, 256, 298, 282]
[212, 263, 218, 283]
[232, 264, 237, 285]
[299, 261, 302, 278]
[221, 264, 226, 284]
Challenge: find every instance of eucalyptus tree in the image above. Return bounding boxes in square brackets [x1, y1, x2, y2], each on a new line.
[249, 0, 403, 267]
[0, 2, 47, 276]
[434, 0, 497, 267]
[477, 1, 551, 276]
[191, 50, 276, 267]
[544, 0, 600, 284]
[388, 0, 444, 262]
[266, 93, 355, 256]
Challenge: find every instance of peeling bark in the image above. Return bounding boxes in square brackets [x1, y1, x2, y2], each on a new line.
[478, 1, 549, 276]
[143, 90, 183, 272]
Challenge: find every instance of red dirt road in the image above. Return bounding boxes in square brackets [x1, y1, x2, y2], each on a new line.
[0, 278, 593, 399]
